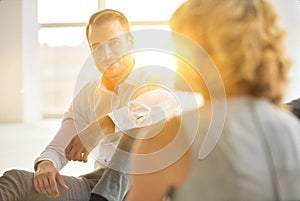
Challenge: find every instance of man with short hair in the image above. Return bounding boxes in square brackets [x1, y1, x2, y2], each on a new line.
[0, 9, 178, 201]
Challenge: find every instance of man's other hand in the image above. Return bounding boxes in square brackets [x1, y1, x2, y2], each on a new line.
[34, 160, 69, 198]
[65, 135, 89, 162]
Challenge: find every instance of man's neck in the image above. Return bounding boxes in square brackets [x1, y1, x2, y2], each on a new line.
[102, 57, 135, 91]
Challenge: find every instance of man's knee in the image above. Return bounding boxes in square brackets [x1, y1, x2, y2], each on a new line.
[0, 169, 33, 201]
[3, 169, 32, 180]
[1, 169, 33, 189]
[4, 169, 23, 176]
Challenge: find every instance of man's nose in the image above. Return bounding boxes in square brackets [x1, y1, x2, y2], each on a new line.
[103, 45, 114, 59]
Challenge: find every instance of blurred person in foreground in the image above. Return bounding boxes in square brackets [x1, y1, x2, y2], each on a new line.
[125, 0, 300, 200]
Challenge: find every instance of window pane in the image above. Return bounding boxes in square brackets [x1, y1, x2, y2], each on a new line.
[130, 25, 176, 72]
[38, 0, 98, 23]
[38, 27, 87, 47]
[39, 27, 91, 116]
[131, 25, 169, 31]
[105, 0, 186, 22]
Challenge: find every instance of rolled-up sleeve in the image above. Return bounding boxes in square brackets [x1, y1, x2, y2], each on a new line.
[34, 118, 78, 171]
[108, 88, 180, 132]
[34, 82, 94, 171]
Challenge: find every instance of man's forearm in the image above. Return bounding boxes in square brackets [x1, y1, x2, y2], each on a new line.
[34, 119, 77, 171]
[107, 88, 181, 132]
[98, 115, 115, 134]
[77, 89, 192, 151]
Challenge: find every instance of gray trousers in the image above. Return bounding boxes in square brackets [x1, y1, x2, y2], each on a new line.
[0, 135, 133, 201]
[0, 167, 129, 201]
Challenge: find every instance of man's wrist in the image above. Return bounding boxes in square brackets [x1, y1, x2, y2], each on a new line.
[78, 120, 105, 151]
[35, 160, 54, 171]
[98, 115, 115, 134]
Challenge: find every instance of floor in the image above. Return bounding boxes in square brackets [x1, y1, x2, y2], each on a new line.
[0, 119, 94, 176]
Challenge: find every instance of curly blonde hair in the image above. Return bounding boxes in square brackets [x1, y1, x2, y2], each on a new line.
[170, 0, 290, 105]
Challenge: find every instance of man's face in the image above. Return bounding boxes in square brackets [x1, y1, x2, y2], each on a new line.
[89, 20, 132, 77]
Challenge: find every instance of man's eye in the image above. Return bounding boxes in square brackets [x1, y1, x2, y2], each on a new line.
[109, 39, 122, 48]
[93, 45, 105, 55]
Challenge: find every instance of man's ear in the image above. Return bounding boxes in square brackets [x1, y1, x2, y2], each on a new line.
[127, 33, 134, 49]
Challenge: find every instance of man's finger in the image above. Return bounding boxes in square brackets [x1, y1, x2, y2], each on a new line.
[65, 144, 75, 161]
[42, 176, 55, 197]
[33, 176, 42, 193]
[48, 176, 59, 197]
[81, 151, 89, 163]
[56, 173, 69, 190]
[68, 148, 77, 161]
[37, 177, 49, 196]
[74, 150, 83, 161]
[65, 142, 73, 159]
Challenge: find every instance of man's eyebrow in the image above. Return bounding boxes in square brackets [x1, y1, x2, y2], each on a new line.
[90, 36, 123, 49]
[90, 42, 100, 50]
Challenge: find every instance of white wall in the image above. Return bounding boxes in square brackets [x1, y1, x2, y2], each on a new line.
[0, 0, 23, 123]
[22, 0, 40, 123]
[0, 0, 40, 123]
[271, 0, 300, 102]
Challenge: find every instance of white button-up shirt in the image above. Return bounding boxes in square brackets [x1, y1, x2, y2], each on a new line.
[34, 62, 193, 170]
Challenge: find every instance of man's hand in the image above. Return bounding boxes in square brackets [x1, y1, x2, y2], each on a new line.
[65, 135, 89, 162]
[33, 160, 69, 198]
[65, 116, 115, 162]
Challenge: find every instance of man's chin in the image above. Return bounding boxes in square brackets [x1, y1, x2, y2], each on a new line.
[97, 59, 119, 73]
[104, 64, 123, 78]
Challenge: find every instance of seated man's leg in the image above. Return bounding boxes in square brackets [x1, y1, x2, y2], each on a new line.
[91, 135, 134, 201]
[0, 169, 92, 201]
[91, 168, 130, 201]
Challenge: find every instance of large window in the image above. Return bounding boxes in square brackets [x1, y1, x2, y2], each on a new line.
[38, 0, 186, 118]
[38, 0, 99, 117]
[105, 0, 186, 23]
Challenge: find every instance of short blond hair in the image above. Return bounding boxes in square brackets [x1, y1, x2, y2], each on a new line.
[170, 0, 289, 105]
